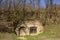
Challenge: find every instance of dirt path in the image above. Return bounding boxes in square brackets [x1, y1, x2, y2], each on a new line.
[44, 38, 60, 40]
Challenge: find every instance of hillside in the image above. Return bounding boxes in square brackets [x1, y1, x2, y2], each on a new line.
[0, 25, 60, 40]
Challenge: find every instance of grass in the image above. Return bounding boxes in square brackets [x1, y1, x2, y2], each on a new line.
[0, 24, 60, 40]
[25, 33, 51, 40]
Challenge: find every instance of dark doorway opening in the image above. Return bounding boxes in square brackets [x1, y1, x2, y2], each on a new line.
[19, 26, 26, 36]
[30, 27, 37, 34]
[20, 26, 25, 30]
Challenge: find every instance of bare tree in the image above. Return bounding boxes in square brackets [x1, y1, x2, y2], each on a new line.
[37, 0, 40, 9]
[30, 0, 34, 10]
[49, 0, 53, 19]
[0, 0, 3, 10]
[43, 0, 50, 25]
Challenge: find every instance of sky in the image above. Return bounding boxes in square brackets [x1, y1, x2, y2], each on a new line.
[40, 0, 46, 8]
[1, 0, 60, 8]
[26, 0, 60, 8]
[40, 0, 60, 8]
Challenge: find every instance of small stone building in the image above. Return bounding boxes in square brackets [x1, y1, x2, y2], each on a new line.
[15, 20, 44, 36]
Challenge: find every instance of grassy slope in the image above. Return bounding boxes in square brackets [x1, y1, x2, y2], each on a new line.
[25, 25, 60, 40]
[0, 25, 60, 40]
[0, 33, 18, 40]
